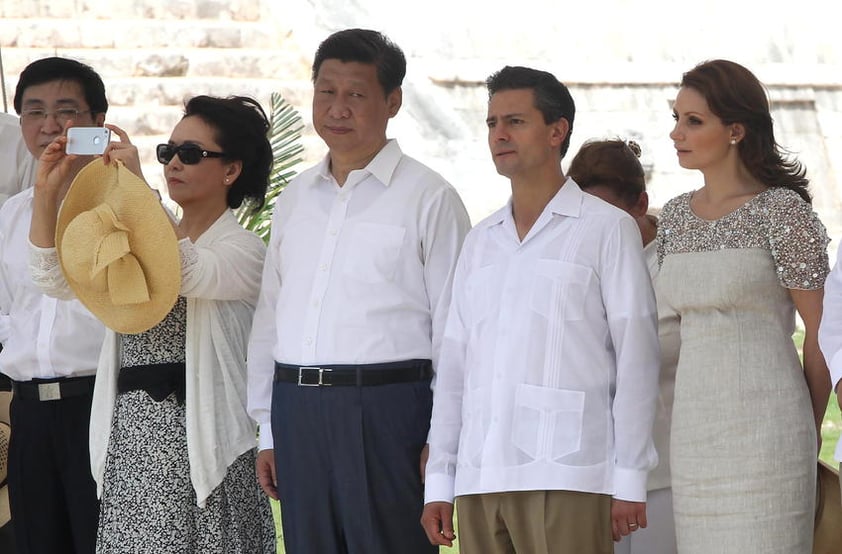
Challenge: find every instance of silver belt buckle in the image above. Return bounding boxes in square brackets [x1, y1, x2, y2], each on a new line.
[297, 367, 331, 387]
[38, 382, 62, 401]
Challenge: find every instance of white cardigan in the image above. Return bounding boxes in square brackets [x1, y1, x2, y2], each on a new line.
[31, 210, 266, 507]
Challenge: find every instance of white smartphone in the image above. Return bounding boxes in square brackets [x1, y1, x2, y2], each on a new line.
[66, 127, 111, 155]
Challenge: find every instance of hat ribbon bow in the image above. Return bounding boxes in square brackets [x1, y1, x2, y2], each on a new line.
[89, 203, 151, 305]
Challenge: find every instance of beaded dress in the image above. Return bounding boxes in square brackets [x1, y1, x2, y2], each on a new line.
[655, 187, 828, 553]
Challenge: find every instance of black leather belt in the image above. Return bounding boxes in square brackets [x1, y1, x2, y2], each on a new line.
[12, 375, 95, 401]
[274, 359, 432, 387]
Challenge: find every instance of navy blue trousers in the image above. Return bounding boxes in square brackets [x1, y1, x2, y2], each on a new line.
[272, 378, 438, 554]
[8, 393, 99, 554]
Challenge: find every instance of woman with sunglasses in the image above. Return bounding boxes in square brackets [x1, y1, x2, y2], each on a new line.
[28, 95, 276, 553]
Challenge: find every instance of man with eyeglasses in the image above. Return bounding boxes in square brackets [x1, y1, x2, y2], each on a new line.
[0, 56, 108, 554]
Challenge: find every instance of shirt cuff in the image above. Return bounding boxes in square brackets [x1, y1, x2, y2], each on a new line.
[258, 422, 274, 451]
[613, 466, 649, 503]
[423, 473, 455, 504]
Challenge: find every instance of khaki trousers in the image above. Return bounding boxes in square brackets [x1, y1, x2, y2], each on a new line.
[456, 490, 612, 554]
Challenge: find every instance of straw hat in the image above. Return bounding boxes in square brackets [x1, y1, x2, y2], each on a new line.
[0, 391, 11, 527]
[56, 159, 181, 334]
[814, 459, 842, 553]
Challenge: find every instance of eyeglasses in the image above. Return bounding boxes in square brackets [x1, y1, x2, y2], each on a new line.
[156, 143, 226, 165]
[20, 108, 92, 125]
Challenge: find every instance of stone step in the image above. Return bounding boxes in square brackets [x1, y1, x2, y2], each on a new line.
[103, 77, 311, 109]
[1, 47, 310, 80]
[0, 0, 261, 21]
[1, 18, 281, 50]
[1, 71, 313, 112]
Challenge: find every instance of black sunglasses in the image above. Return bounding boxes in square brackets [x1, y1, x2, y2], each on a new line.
[156, 143, 226, 165]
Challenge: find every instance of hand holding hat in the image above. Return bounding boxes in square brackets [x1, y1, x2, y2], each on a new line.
[57, 158, 181, 334]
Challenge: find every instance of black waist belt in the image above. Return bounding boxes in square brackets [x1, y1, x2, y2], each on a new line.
[12, 375, 95, 401]
[118, 362, 187, 404]
[274, 359, 432, 387]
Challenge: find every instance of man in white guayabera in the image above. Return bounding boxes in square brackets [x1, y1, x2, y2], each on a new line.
[421, 65, 660, 554]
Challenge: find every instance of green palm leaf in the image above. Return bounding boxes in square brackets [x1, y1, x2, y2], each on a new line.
[236, 92, 304, 242]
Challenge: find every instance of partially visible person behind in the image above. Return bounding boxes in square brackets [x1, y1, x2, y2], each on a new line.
[820, 242, 842, 487]
[569, 138, 677, 554]
[658, 59, 829, 553]
[0, 112, 36, 207]
[0, 56, 109, 554]
[248, 28, 471, 554]
[421, 66, 660, 554]
[29, 95, 276, 553]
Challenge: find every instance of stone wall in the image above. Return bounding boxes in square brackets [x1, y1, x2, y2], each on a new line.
[1, 0, 315, 192]
[3, 0, 842, 240]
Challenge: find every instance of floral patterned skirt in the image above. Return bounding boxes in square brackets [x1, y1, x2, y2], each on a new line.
[95, 390, 276, 553]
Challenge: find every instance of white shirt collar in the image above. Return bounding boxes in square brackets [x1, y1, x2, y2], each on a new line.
[314, 139, 403, 188]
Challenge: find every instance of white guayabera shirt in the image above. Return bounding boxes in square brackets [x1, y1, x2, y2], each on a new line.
[425, 179, 660, 504]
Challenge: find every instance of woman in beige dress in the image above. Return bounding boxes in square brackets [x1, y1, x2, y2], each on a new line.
[657, 59, 830, 553]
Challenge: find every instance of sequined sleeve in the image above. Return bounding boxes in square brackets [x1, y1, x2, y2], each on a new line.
[656, 195, 683, 268]
[767, 188, 830, 289]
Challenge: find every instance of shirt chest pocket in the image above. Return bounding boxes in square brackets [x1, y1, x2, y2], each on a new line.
[342, 222, 407, 284]
[530, 259, 592, 321]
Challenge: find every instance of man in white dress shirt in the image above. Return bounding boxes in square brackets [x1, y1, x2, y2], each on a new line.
[420, 66, 660, 553]
[0, 57, 108, 554]
[247, 29, 470, 554]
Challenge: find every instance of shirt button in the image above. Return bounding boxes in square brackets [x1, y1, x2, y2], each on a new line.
[304, 337, 313, 346]
[313, 299, 320, 307]
[320, 264, 328, 271]
[330, 229, 338, 236]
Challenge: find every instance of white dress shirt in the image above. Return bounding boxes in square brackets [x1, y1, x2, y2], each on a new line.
[0, 113, 36, 208]
[30, 210, 266, 507]
[0, 188, 104, 380]
[819, 240, 842, 460]
[247, 139, 471, 450]
[424, 179, 660, 504]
